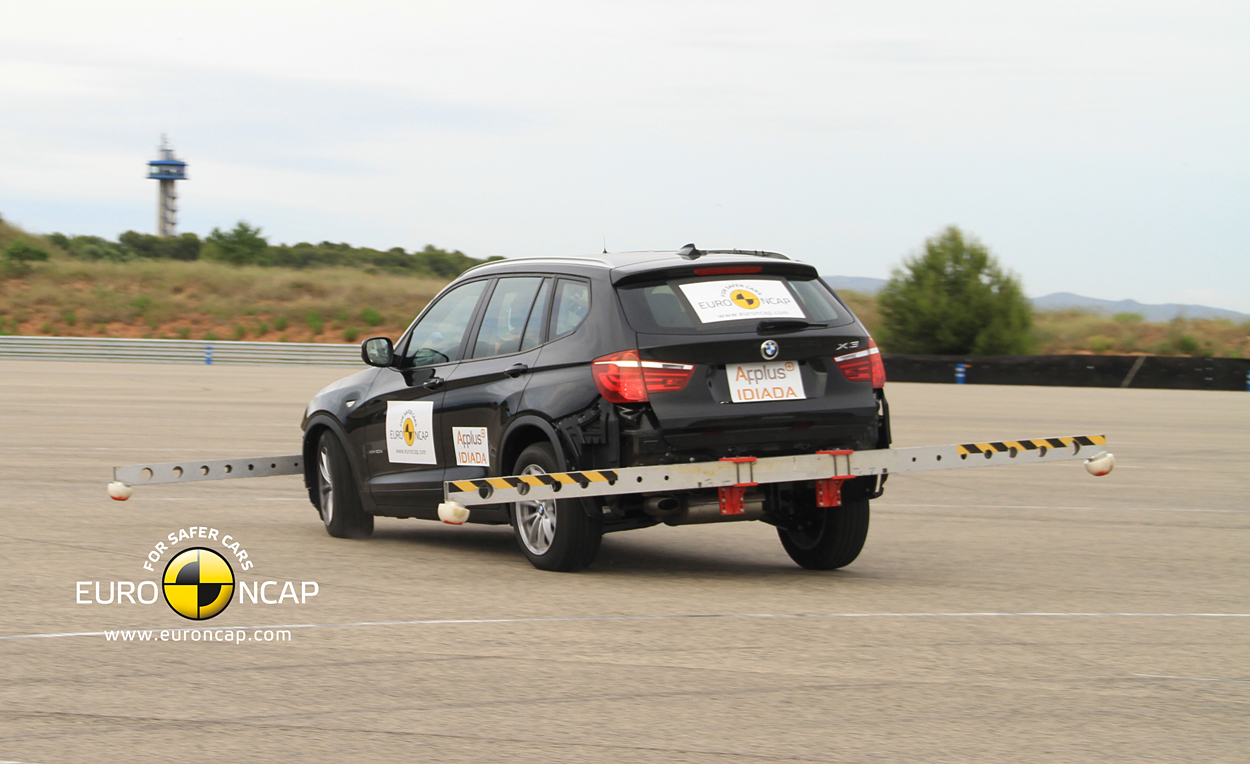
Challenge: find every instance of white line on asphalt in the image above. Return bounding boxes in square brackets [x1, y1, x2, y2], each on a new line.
[877, 503, 1249, 514]
[1131, 673, 1250, 683]
[4, 612, 1247, 641]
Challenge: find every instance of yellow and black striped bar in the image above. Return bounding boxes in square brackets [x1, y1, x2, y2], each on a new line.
[955, 434, 1105, 456]
[449, 469, 619, 495]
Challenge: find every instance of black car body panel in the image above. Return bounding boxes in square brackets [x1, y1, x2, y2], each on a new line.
[302, 249, 889, 524]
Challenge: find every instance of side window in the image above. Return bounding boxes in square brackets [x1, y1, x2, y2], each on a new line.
[549, 279, 591, 339]
[519, 278, 552, 351]
[471, 277, 543, 359]
[403, 280, 487, 366]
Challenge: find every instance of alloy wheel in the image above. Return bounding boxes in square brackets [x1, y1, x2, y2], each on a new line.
[318, 446, 334, 526]
[515, 463, 556, 555]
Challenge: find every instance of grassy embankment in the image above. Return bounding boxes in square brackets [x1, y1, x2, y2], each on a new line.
[2, 219, 1246, 355]
[0, 221, 444, 343]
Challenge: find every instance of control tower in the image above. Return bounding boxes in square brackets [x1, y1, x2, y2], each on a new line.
[147, 136, 187, 237]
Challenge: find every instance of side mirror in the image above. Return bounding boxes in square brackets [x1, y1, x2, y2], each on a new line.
[361, 337, 394, 367]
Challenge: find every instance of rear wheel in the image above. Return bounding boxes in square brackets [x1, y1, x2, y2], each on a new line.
[510, 443, 601, 572]
[777, 497, 869, 570]
[317, 430, 373, 539]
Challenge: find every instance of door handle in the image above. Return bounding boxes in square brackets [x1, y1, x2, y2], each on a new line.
[505, 363, 529, 378]
[423, 376, 444, 390]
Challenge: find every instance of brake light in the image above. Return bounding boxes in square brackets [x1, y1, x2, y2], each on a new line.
[592, 350, 695, 403]
[693, 266, 762, 276]
[833, 338, 886, 388]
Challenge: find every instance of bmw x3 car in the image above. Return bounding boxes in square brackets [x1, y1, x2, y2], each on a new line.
[302, 245, 890, 571]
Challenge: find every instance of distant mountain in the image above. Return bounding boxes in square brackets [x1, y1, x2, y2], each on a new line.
[1030, 293, 1248, 322]
[823, 277, 1247, 322]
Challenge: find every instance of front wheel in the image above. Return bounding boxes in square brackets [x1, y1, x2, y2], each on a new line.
[510, 443, 602, 572]
[777, 497, 869, 570]
[316, 430, 374, 539]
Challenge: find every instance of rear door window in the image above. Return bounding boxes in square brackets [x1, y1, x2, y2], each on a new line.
[520, 278, 552, 351]
[471, 277, 544, 358]
[618, 276, 850, 334]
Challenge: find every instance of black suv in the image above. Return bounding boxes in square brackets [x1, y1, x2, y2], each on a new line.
[302, 246, 889, 571]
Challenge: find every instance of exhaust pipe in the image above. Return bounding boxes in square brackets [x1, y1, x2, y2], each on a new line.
[643, 495, 682, 516]
[642, 491, 765, 525]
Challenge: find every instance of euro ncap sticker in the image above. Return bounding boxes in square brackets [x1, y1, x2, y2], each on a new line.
[386, 400, 435, 464]
[678, 280, 806, 323]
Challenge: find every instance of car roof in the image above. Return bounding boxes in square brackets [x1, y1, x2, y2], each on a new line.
[460, 245, 809, 281]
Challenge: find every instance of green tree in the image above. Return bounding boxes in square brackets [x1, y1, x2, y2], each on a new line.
[4, 240, 50, 262]
[202, 222, 268, 265]
[878, 226, 1033, 355]
[121, 230, 202, 261]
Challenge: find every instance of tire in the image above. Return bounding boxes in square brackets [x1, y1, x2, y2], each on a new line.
[510, 442, 602, 572]
[316, 430, 374, 539]
[777, 497, 869, 570]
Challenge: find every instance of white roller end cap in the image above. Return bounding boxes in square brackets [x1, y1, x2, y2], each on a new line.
[107, 481, 133, 501]
[437, 501, 470, 525]
[1084, 452, 1115, 477]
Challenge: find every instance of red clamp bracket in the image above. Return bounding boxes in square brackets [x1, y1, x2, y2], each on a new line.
[815, 450, 854, 508]
[718, 456, 757, 515]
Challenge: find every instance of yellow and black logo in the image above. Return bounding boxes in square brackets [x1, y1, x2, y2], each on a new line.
[402, 415, 416, 446]
[731, 289, 760, 309]
[162, 547, 235, 620]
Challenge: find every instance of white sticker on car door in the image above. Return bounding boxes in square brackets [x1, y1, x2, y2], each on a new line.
[452, 427, 490, 467]
[678, 280, 806, 323]
[386, 400, 436, 464]
[726, 361, 806, 403]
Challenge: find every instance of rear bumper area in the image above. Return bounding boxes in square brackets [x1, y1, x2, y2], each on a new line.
[621, 420, 880, 466]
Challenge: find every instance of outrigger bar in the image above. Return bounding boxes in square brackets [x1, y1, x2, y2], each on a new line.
[434, 435, 1112, 522]
[107, 436, 1114, 523]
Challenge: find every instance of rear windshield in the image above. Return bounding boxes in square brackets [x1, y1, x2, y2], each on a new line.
[617, 276, 852, 334]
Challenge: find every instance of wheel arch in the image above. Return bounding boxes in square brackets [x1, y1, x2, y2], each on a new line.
[302, 413, 364, 508]
[500, 415, 606, 519]
[499, 415, 567, 474]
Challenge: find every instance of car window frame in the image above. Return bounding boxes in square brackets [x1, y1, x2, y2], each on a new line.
[547, 277, 592, 341]
[396, 277, 493, 369]
[519, 277, 554, 352]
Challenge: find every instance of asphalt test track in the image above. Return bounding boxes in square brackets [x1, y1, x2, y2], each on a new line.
[1, 360, 1247, 762]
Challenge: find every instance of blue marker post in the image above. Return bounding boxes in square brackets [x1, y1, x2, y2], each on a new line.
[205, 345, 213, 365]
[955, 363, 966, 384]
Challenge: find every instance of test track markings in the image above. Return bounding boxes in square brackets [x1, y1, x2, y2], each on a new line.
[3, 611, 1247, 641]
[1131, 673, 1250, 683]
[878, 503, 1249, 514]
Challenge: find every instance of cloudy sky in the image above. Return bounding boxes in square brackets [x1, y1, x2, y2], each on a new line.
[2, 1, 1247, 310]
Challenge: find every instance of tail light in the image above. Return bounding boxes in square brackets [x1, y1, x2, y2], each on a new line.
[834, 338, 886, 388]
[592, 350, 695, 403]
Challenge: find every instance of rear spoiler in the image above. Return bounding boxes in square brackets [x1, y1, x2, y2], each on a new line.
[611, 258, 818, 287]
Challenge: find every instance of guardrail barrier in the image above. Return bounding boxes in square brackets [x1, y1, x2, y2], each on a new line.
[883, 354, 1250, 391]
[2, 337, 1245, 388]
[0, 336, 362, 367]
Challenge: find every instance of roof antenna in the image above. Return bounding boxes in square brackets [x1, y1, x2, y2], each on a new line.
[603, 237, 607, 254]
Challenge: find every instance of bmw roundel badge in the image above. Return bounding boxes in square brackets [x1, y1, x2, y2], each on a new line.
[760, 340, 779, 360]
